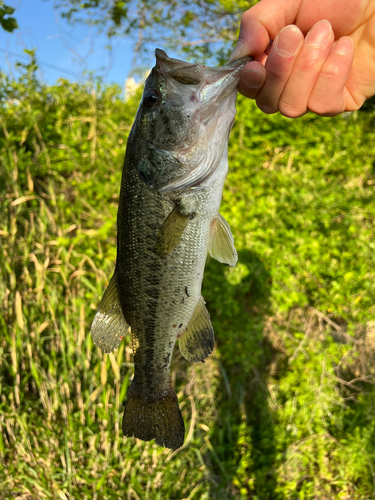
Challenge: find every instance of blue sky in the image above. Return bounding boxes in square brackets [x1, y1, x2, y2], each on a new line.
[0, 0, 135, 86]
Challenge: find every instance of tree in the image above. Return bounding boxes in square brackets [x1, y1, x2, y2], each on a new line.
[0, 1, 18, 32]
[52, 0, 257, 63]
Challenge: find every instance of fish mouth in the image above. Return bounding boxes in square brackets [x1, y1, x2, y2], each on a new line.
[155, 49, 252, 107]
[198, 56, 252, 108]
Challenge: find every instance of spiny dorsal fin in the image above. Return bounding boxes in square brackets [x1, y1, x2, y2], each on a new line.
[91, 271, 129, 353]
[208, 213, 238, 267]
[156, 205, 190, 256]
[179, 297, 214, 362]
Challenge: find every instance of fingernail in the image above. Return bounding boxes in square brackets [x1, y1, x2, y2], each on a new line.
[229, 40, 244, 62]
[274, 25, 303, 57]
[243, 69, 263, 89]
[333, 36, 354, 56]
[305, 20, 332, 47]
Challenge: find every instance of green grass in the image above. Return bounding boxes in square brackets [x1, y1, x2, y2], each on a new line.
[1, 55, 375, 499]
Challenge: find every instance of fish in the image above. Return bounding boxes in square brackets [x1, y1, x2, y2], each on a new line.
[91, 49, 251, 450]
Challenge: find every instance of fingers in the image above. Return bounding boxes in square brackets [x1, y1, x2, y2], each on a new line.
[230, 9, 270, 99]
[238, 61, 267, 100]
[235, 0, 358, 118]
[232, 0, 303, 103]
[239, 19, 355, 118]
[307, 36, 355, 115]
[230, 0, 301, 61]
[246, 25, 304, 112]
[277, 20, 335, 117]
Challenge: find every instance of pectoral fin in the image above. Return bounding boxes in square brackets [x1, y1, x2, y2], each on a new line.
[91, 271, 129, 353]
[156, 206, 190, 256]
[208, 213, 238, 267]
[179, 297, 214, 362]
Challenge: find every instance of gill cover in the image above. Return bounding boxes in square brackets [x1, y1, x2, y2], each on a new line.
[134, 49, 250, 193]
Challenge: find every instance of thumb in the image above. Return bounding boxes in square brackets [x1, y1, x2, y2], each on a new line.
[230, 0, 302, 60]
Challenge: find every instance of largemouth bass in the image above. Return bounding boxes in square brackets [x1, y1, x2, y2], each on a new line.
[91, 49, 250, 450]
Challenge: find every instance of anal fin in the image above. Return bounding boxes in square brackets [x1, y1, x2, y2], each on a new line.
[91, 270, 129, 353]
[179, 297, 214, 362]
[208, 213, 238, 267]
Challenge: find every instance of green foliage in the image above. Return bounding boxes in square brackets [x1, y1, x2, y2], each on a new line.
[1, 55, 375, 499]
[0, 1, 18, 32]
[51, 0, 257, 62]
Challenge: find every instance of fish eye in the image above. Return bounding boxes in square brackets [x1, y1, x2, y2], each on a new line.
[144, 91, 159, 108]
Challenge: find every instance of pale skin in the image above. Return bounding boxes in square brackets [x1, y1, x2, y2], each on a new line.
[231, 0, 375, 117]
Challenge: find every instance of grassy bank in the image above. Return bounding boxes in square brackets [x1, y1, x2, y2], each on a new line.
[1, 58, 375, 499]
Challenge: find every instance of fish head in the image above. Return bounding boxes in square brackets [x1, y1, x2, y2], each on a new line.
[131, 49, 251, 192]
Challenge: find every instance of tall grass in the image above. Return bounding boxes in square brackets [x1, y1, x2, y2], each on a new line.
[1, 55, 375, 499]
[0, 59, 219, 500]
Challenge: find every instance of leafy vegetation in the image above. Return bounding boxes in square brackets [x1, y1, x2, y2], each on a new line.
[51, 0, 256, 62]
[0, 1, 18, 32]
[1, 55, 375, 499]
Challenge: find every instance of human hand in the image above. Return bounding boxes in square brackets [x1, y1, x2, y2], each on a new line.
[231, 0, 375, 117]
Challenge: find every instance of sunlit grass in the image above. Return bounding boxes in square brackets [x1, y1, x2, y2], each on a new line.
[1, 59, 375, 499]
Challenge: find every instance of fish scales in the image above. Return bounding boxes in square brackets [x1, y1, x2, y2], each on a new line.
[91, 49, 251, 450]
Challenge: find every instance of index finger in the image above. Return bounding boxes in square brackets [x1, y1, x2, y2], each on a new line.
[231, 0, 302, 60]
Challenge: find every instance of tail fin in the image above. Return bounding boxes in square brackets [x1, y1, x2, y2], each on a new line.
[122, 381, 185, 450]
